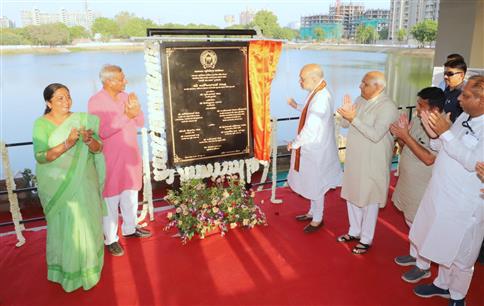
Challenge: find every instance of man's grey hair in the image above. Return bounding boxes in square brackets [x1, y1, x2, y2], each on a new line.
[367, 72, 386, 88]
[99, 64, 122, 83]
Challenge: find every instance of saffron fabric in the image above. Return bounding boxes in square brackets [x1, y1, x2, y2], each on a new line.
[32, 112, 105, 292]
[88, 89, 144, 197]
[294, 80, 326, 171]
[248, 40, 282, 161]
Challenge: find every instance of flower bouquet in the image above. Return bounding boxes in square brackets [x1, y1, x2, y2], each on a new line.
[164, 177, 267, 243]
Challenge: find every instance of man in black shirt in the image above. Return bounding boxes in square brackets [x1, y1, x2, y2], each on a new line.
[443, 59, 467, 122]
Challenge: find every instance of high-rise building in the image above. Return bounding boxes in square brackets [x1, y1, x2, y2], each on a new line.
[21, 7, 100, 29]
[239, 9, 255, 25]
[329, 2, 365, 38]
[389, 0, 440, 40]
[0, 16, 15, 28]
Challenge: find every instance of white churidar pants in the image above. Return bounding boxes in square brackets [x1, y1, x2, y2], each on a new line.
[407, 219, 431, 270]
[346, 201, 379, 245]
[432, 218, 484, 300]
[307, 198, 325, 223]
[103, 190, 138, 245]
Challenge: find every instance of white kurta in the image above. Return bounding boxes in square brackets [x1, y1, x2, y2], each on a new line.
[340, 94, 399, 207]
[287, 87, 342, 200]
[410, 113, 484, 267]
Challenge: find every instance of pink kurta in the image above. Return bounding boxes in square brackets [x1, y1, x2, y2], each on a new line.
[88, 89, 144, 197]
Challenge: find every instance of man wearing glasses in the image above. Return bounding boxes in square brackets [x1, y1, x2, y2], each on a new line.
[443, 59, 467, 122]
[410, 75, 484, 306]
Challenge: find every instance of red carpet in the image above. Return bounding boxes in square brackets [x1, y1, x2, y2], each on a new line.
[0, 186, 483, 306]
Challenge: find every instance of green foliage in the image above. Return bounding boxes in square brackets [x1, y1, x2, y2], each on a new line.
[279, 27, 298, 40]
[68, 26, 90, 40]
[164, 178, 267, 243]
[410, 20, 438, 47]
[92, 17, 120, 40]
[251, 10, 279, 38]
[119, 17, 157, 38]
[24, 23, 71, 46]
[355, 25, 378, 44]
[0, 29, 30, 45]
[397, 28, 407, 42]
[378, 27, 389, 40]
[313, 27, 325, 42]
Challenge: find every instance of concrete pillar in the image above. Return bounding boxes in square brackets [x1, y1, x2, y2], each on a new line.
[434, 0, 483, 68]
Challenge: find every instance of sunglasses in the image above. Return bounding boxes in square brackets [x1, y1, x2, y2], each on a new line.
[444, 71, 464, 77]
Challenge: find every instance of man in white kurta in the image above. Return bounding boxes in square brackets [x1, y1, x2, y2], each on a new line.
[410, 76, 484, 306]
[336, 71, 398, 254]
[287, 64, 342, 233]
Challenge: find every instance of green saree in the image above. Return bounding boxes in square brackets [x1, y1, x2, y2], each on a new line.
[33, 112, 106, 292]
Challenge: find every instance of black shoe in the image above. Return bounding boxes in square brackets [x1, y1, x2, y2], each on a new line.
[303, 221, 323, 233]
[295, 214, 312, 221]
[106, 242, 124, 256]
[449, 298, 466, 306]
[123, 228, 152, 238]
[414, 283, 450, 299]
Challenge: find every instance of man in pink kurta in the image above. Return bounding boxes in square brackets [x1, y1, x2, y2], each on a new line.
[88, 64, 151, 257]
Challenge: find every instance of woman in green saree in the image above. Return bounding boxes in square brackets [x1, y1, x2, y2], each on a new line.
[33, 83, 106, 292]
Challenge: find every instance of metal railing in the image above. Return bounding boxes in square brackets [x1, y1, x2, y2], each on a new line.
[0, 105, 415, 227]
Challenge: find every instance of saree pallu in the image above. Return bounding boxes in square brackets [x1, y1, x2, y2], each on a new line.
[33, 112, 106, 292]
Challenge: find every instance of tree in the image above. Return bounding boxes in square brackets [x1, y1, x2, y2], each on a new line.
[410, 20, 438, 47]
[91, 17, 120, 40]
[378, 27, 389, 40]
[251, 10, 280, 38]
[119, 17, 157, 38]
[24, 23, 71, 46]
[313, 27, 325, 42]
[69, 26, 90, 40]
[397, 28, 407, 42]
[0, 29, 30, 45]
[355, 25, 378, 44]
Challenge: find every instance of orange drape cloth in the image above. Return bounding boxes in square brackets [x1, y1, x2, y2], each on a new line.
[248, 40, 282, 162]
[294, 80, 327, 172]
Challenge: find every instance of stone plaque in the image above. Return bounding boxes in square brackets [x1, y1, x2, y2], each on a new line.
[160, 41, 252, 167]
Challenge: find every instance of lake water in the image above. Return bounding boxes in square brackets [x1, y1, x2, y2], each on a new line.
[0, 47, 434, 176]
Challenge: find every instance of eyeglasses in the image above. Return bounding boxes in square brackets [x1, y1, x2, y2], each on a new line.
[462, 116, 474, 134]
[444, 71, 464, 77]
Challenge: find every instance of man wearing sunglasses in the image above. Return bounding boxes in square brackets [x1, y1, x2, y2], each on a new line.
[443, 59, 467, 122]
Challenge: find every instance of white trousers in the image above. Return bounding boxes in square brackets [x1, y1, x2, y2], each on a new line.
[406, 219, 432, 269]
[432, 219, 484, 300]
[346, 201, 379, 245]
[307, 197, 325, 223]
[103, 190, 138, 245]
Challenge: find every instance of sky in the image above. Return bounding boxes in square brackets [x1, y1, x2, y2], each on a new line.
[1, 0, 390, 28]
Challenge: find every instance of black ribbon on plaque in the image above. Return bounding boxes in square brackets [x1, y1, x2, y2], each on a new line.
[160, 41, 253, 168]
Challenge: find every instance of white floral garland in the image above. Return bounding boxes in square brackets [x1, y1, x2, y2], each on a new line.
[143, 40, 261, 184]
[0, 141, 26, 247]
